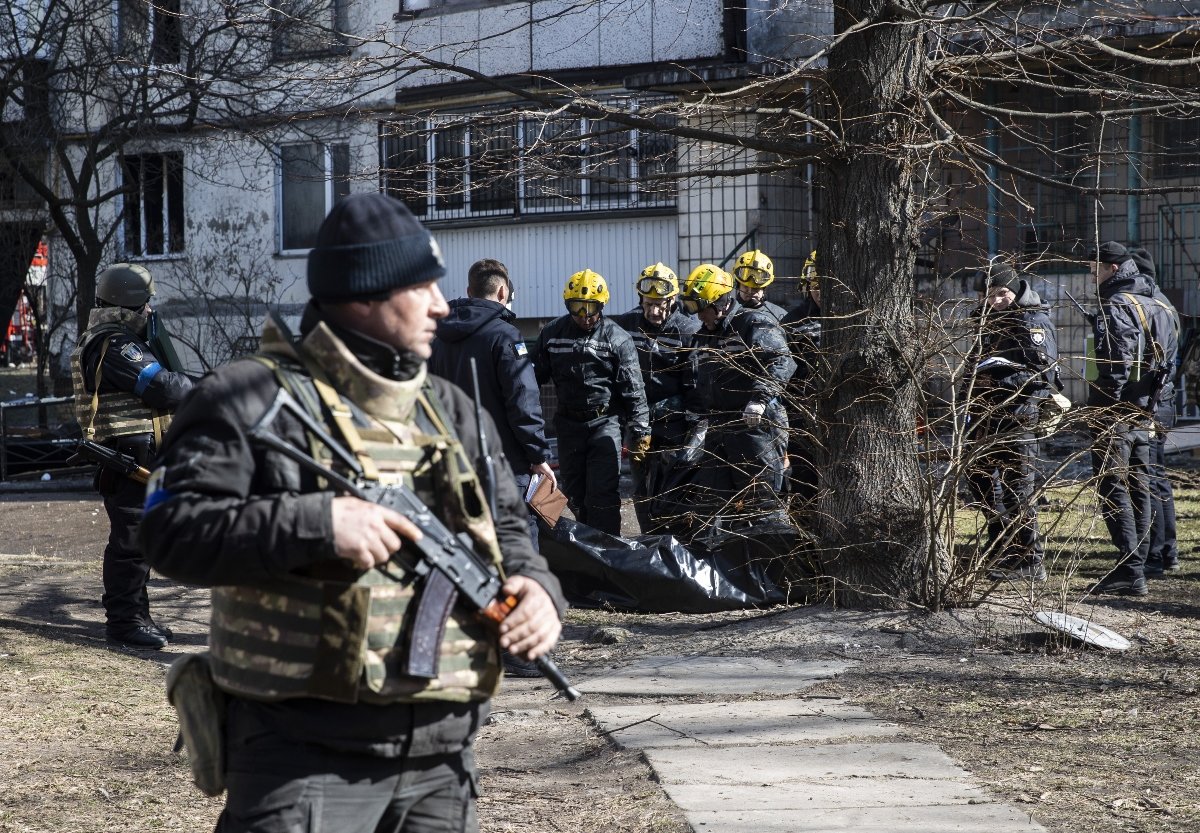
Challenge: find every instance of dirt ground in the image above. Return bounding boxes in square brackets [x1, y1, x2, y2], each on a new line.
[0, 485, 1198, 833]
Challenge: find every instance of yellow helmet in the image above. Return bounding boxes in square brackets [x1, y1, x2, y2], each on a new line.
[636, 263, 679, 299]
[563, 269, 610, 304]
[733, 249, 775, 289]
[681, 264, 734, 314]
[563, 269, 609, 317]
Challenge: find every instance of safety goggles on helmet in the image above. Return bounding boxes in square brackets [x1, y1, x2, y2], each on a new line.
[566, 299, 603, 317]
[637, 276, 677, 298]
[680, 293, 730, 315]
[733, 250, 775, 289]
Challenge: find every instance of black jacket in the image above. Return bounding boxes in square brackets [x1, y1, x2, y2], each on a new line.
[429, 297, 550, 474]
[140, 311, 564, 758]
[781, 296, 822, 396]
[693, 302, 796, 417]
[532, 315, 650, 435]
[610, 306, 701, 430]
[1090, 261, 1178, 411]
[79, 317, 195, 461]
[963, 281, 1057, 425]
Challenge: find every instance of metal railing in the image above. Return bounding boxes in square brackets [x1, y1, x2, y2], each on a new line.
[0, 395, 80, 481]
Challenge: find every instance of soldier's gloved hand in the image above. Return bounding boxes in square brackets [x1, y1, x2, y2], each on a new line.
[630, 434, 652, 463]
[743, 400, 766, 428]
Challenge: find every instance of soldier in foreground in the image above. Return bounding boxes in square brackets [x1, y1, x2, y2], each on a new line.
[141, 194, 564, 832]
[73, 264, 193, 649]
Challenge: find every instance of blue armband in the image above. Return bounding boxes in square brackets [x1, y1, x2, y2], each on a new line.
[134, 362, 163, 396]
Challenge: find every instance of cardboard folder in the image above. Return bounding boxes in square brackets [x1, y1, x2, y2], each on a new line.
[526, 474, 568, 527]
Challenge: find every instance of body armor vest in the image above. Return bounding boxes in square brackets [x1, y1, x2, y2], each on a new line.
[71, 308, 168, 442]
[207, 319, 503, 706]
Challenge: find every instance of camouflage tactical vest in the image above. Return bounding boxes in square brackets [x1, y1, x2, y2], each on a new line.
[207, 318, 503, 706]
[71, 307, 169, 442]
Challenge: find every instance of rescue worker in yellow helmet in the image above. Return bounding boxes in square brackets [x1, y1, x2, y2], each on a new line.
[684, 263, 796, 520]
[733, 249, 787, 322]
[780, 250, 824, 502]
[532, 269, 650, 535]
[611, 263, 701, 534]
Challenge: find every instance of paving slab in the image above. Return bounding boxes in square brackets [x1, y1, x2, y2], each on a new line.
[589, 699, 900, 748]
[579, 655, 851, 696]
[643, 741, 969, 784]
[684, 803, 1043, 832]
[663, 780, 991, 812]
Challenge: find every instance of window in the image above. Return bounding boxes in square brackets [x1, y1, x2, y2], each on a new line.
[116, 0, 182, 65]
[279, 142, 350, 252]
[122, 151, 185, 256]
[272, 0, 347, 59]
[1154, 113, 1200, 179]
[399, 0, 492, 17]
[380, 100, 677, 222]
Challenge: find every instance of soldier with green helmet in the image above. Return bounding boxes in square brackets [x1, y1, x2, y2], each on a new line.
[72, 263, 194, 649]
[140, 193, 565, 833]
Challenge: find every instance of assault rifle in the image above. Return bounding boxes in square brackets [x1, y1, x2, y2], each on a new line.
[1064, 290, 1096, 325]
[248, 387, 580, 701]
[69, 439, 150, 484]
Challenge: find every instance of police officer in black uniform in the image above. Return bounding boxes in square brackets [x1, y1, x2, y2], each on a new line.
[1087, 241, 1173, 596]
[961, 261, 1058, 582]
[140, 194, 564, 832]
[683, 264, 796, 519]
[72, 264, 194, 648]
[429, 258, 555, 520]
[532, 270, 650, 536]
[611, 263, 700, 533]
[1128, 246, 1181, 578]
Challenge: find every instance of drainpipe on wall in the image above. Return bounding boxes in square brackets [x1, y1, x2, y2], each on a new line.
[1127, 111, 1142, 244]
[986, 85, 999, 257]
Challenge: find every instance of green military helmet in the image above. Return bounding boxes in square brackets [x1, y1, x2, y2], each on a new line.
[96, 263, 155, 308]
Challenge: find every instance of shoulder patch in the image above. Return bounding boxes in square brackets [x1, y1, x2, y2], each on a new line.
[514, 341, 528, 357]
[1029, 328, 1045, 345]
[120, 342, 144, 363]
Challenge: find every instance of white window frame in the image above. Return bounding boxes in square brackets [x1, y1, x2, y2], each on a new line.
[276, 141, 350, 254]
[120, 150, 186, 259]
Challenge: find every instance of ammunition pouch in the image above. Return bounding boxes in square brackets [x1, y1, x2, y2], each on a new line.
[166, 653, 228, 797]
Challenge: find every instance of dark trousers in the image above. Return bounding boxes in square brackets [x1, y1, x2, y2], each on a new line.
[704, 408, 786, 517]
[1148, 413, 1178, 568]
[511, 471, 539, 550]
[631, 417, 687, 534]
[966, 429, 1041, 565]
[100, 471, 152, 628]
[1091, 422, 1152, 579]
[555, 414, 623, 536]
[218, 703, 476, 833]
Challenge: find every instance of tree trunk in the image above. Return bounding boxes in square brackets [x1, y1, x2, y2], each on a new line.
[814, 0, 944, 608]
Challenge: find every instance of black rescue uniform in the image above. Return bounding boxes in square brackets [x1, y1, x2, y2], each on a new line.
[780, 296, 823, 502]
[961, 282, 1058, 570]
[693, 301, 796, 512]
[1088, 259, 1172, 585]
[532, 314, 649, 536]
[611, 306, 700, 533]
[140, 309, 565, 833]
[71, 306, 193, 634]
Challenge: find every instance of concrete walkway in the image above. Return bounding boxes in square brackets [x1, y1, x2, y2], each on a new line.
[581, 656, 1045, 833]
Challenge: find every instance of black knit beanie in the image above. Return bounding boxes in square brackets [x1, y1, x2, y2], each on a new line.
[1092, 241, 1129, 265]
[307, 193, 446, 301]
[986, 261, 1021, 292]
